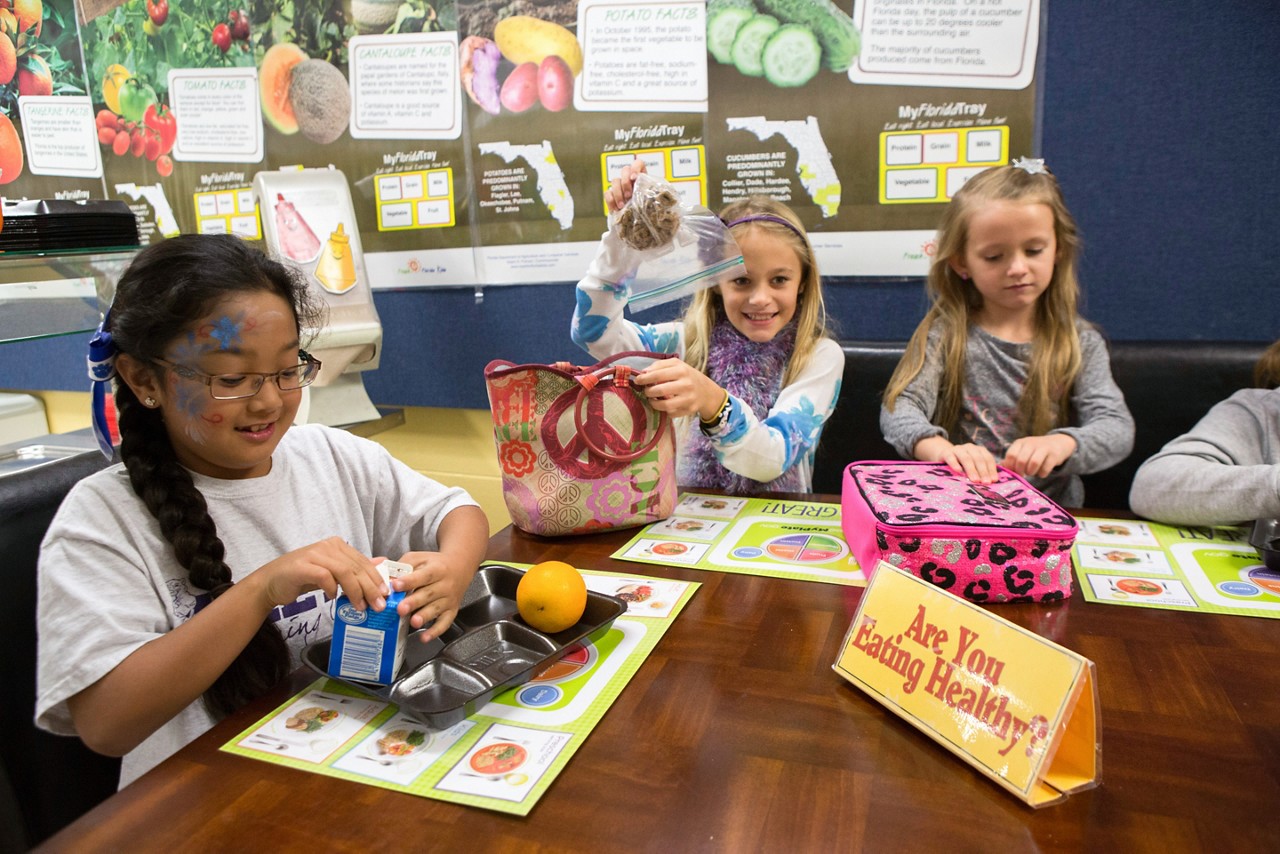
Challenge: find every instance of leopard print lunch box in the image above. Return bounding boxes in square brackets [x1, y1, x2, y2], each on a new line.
[841, 461, 1078, 603]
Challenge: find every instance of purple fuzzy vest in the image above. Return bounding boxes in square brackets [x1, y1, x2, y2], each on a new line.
[680, 318, 801, 495]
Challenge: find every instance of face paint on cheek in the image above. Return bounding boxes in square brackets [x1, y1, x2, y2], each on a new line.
[183, 421, 212, 446]
[169, 378, 214, 445]
[171, 377, 205, 418]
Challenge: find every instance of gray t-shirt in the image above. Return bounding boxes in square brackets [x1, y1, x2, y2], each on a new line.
[36, 424, 478, 788]
[880, 323, 1135, 507]
[1130, 387, 1280, 526]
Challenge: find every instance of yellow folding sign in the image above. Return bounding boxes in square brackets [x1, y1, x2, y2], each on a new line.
[833, 563, 1099, 807]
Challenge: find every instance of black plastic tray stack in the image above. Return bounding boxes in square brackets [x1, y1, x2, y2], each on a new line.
[0, 198, 140, 253]
[304, 563, 628, 728]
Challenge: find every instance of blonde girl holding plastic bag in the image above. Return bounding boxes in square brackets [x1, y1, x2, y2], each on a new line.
[571, 159, 844, 495]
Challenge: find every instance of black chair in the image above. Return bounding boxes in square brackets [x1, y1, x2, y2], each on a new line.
[0, 449, 120, 850]
[812, 340, 905, 495]
[1079, 341, 1264, 510]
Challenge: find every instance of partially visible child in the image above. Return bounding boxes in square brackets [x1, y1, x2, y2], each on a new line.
[1129, 386, 1280, 526]
[36, 234, 489, 787]
[880, 158, 1134, 507]
[1254, 338, 1280, 389]
[571, 159, 844, 494]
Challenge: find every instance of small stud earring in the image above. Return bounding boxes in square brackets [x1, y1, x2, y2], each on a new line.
[144, 397, 156, 407]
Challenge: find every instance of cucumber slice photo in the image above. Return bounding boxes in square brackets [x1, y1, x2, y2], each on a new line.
[757, 0, 861, 72]
[731, 14, 781, 78]
[762, 24, 821, 87]
[708, 6, 756, 65]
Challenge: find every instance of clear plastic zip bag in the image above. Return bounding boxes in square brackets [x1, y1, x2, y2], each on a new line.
[609, 172, 746, 311]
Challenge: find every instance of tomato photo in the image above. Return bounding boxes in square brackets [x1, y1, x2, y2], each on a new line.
[228, 9, 250, 42]
[118, 77, 158, 123]
[146, 0, 168, 27]
[211, 23, 231, 53]
[143, 102, 176, 155]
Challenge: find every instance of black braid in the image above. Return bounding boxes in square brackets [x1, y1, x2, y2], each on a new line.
[116, 383, 289, 716]
[107, 234, 322, 718]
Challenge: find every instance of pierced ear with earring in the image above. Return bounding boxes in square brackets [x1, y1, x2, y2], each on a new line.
[144, 397, 156, 407]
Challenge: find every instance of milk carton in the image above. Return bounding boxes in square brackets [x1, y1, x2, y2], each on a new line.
[328, 559, 412, 685]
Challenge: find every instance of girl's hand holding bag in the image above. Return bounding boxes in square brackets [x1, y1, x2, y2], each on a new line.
[484, 352, 678, 536]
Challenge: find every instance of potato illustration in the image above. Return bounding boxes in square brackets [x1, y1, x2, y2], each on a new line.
[494, 16, 583, 76]
[537, 55, 573, 112]
[500, 62, 539, 113]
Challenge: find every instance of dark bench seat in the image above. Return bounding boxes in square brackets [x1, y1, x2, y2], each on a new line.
[812, 340, 1267, 509]
[1, 448, 119, 849]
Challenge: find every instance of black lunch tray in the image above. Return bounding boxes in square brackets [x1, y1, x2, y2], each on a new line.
[1250, 518, 1280, 572]
[303, 563, 626, 729]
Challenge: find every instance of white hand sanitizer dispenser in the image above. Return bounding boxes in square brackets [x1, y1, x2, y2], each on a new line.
[255, 166, 383, 427]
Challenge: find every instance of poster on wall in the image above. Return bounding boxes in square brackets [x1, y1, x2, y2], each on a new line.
[1, 0, 106, 203]
[2, 0, 1042, 283]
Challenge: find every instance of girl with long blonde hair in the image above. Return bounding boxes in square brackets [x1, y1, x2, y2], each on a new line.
[881, 159, 1134, 506]
[572, 160, 844, 494]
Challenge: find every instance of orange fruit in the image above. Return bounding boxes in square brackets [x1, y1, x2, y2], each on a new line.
[0, 113, 23, 184]
[0, 34, 14, 85]
[12, 0, 39, 37]
[16, 53, 50, 96]
[516, 561, 587, 633]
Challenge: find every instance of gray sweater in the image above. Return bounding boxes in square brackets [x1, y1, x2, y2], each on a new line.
[1130, 387, 1280, 526]
[880, 323, 1135, 507]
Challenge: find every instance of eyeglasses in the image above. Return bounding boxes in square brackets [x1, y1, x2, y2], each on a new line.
[152, 352, 322, 400]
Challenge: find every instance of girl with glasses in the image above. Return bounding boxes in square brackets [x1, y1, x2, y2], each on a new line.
[35, 234, 489, 787]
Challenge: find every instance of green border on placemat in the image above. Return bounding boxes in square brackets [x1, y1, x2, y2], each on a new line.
[1072, 517, 1280, 618]
[612, 492, 866, 586]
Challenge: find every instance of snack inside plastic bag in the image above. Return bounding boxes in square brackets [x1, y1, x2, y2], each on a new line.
[609, 172, 746, 311]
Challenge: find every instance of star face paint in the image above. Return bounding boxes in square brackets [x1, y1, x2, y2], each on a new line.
[153, 292, 303, 479]
[201, 311, 258, 351]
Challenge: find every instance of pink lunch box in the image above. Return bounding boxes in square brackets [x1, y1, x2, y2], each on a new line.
[841, 461, 1078, 603]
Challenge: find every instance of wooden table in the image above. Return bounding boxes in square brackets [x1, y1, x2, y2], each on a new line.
[41, 506, 1280, 852]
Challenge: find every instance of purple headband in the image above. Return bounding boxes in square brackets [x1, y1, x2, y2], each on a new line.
[722, 213, 807, 243]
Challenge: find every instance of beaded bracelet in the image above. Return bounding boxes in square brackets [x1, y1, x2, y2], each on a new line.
[699, 390, 731, 433]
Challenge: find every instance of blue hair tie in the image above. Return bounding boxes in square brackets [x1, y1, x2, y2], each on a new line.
[86, 308, 117, 459]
